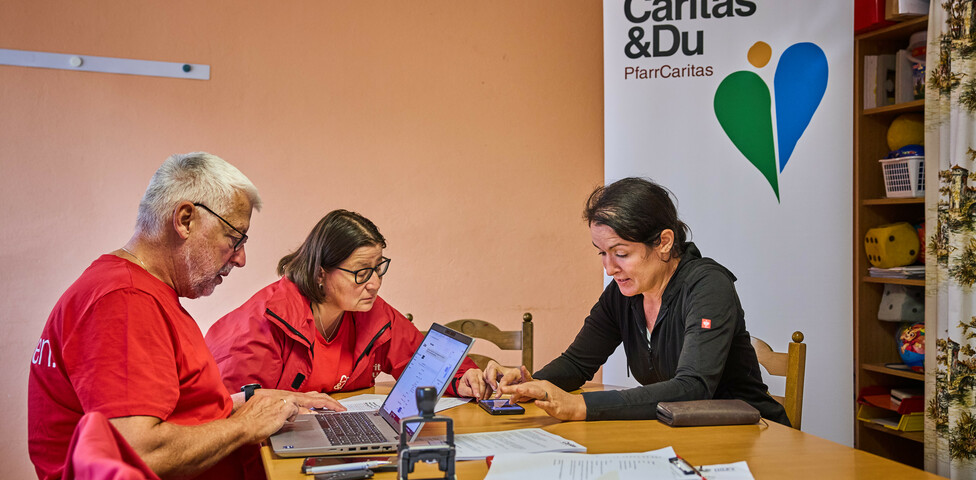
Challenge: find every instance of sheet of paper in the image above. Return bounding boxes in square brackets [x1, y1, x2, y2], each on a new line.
[484, 449, 679, 480]
[337, 393, 470, 413]
[483, 448, 755, 480]
[448, 428, 586, 461]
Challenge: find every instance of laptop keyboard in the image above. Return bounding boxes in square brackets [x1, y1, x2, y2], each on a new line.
[316, 412, 388, 445]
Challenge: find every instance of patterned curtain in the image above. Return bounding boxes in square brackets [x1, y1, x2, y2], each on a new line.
[925, 1, 976, 477]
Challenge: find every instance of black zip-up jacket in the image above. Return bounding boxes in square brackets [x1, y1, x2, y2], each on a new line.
[534, 243, 790, 425]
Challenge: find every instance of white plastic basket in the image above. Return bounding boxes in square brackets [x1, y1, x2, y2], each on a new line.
[880, 156, 924, 198]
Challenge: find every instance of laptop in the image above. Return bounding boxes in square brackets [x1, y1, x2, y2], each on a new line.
[270, 322, 474, 457]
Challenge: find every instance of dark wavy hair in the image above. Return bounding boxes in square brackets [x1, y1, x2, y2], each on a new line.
[583, 177, 689, 259]
[277, 209, 386, 303]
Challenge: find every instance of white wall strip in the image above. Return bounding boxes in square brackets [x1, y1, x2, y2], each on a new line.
[0, 48, 210, 80]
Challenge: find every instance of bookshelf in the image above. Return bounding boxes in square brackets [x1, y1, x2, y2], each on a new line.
[853, 15, 928, 468]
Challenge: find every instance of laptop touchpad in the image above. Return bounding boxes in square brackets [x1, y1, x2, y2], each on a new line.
[275, 415, 328, 442]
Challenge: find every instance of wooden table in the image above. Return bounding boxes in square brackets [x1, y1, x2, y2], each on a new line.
[262, 384, 942, 479]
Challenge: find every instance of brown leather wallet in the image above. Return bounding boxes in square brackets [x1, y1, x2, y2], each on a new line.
[656, 399, 761, 426]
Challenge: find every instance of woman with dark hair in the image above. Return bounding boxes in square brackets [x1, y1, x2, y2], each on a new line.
[486, 178, 789, 425]
[206, 209, 487, 398]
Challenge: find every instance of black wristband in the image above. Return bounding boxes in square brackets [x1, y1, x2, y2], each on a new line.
[241, 383, 262, 401]
[450, 376, 460, 395]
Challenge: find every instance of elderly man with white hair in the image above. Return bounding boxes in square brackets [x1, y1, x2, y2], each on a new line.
[28, 152, 343, 480]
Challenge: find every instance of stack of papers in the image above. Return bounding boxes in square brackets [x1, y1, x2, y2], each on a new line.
[868, 266, 924, 279]
[483, 446, 754, 480]
[890, 387, 923, 408]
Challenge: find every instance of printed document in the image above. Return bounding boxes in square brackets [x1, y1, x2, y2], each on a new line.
[483, 447, 755, 480]
[451, 428, 586, 461]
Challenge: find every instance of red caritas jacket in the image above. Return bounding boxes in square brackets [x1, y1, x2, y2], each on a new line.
[205, 277, 476, 395]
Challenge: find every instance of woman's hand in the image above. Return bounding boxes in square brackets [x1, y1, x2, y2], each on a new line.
[484, 360, 533, 398]
[499, 380, 587, 421]
[455, 368, 490, 399]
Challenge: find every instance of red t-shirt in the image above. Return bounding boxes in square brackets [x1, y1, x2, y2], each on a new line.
[27, 255, 249, 480]
[306, 313, 357, 392]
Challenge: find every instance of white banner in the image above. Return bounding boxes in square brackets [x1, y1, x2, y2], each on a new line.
[603, 0, 853, 445]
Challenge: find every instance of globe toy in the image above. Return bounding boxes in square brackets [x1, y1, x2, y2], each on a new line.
[887, 113, 924, 151]
[896, 322, 925, 368]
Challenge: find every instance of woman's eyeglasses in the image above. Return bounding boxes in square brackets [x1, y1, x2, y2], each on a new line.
[337, 257, 391, 284]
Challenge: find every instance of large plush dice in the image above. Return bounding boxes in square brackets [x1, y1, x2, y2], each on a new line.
[865, 222, 920, 268]
[878, 284, 924, 322]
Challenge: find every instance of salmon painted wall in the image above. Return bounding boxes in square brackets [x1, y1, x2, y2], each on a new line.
[0, 2, 603, 477]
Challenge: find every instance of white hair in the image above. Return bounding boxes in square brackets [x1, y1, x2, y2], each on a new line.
[136, 152, 262, 237]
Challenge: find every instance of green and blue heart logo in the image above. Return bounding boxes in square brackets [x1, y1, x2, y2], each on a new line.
[714, 41, 828, 202]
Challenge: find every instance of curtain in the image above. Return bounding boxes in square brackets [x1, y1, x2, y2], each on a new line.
[925, 1, 976, 477]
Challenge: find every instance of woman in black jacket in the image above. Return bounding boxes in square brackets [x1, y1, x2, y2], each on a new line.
[487, 177, 789, 425]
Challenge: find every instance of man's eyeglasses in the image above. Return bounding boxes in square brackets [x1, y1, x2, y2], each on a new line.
[337, 257, 391, 284]
[193, 203, 248, 252]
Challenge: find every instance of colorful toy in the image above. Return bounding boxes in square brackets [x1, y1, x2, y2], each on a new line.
[887, 113, 924, 151]
[896, 322, 925, 369]
[885, 144, 924, 159]
[864, 222, 921, 268]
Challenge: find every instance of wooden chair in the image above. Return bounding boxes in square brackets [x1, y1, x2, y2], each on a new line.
[409, 313, 534, 371]
[751, 331, 806, 430]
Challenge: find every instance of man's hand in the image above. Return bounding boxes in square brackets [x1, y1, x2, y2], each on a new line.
[232, 389, 346, 443]
[455, 368, 489, 399]
[500, 380, 586, 421]
[230, 394, 300, 442]
[484, 360, 533, 399]
[254, 389, 346, 413]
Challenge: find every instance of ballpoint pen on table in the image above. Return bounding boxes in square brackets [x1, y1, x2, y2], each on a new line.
[304, 460, 391, 475]
[669, 456, 706, 479]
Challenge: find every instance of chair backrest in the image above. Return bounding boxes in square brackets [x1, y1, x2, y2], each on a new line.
[62, 411, 160, 480]
[750, 331, 806, 430]
[410, 313, 533, 371]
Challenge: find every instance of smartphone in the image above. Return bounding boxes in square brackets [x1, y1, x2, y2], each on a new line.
[302, 456, 396, 474]
[479, 399, 525, 415]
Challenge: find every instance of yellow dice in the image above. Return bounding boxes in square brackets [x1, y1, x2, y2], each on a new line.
[864, 222, 920, 268]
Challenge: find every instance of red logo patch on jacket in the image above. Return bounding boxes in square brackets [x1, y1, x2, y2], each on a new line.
[701, 318, 712, 329]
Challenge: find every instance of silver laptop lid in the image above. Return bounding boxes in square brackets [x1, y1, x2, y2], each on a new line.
[377, 323, 473, 438]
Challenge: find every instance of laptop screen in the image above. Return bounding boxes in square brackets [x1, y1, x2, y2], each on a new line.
[378, 323, 473, 438]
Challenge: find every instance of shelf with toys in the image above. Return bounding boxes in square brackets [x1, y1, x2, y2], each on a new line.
[854, 12, 928, 468]
[856, 384, 925, 443]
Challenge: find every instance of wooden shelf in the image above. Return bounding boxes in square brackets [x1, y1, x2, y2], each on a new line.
[862, 363, 925, 381]
[856, 16, 928, 42]
[863, 99, 925, 116]
[862, 197, 924, 206]
[853, 15, 927, 466]
[859, 419, 924, 443]
[861, 276, 924, 286]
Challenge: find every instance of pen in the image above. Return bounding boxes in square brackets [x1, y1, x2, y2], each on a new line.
[305, 461, 390, 475]
[669, 456, 705, 479]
